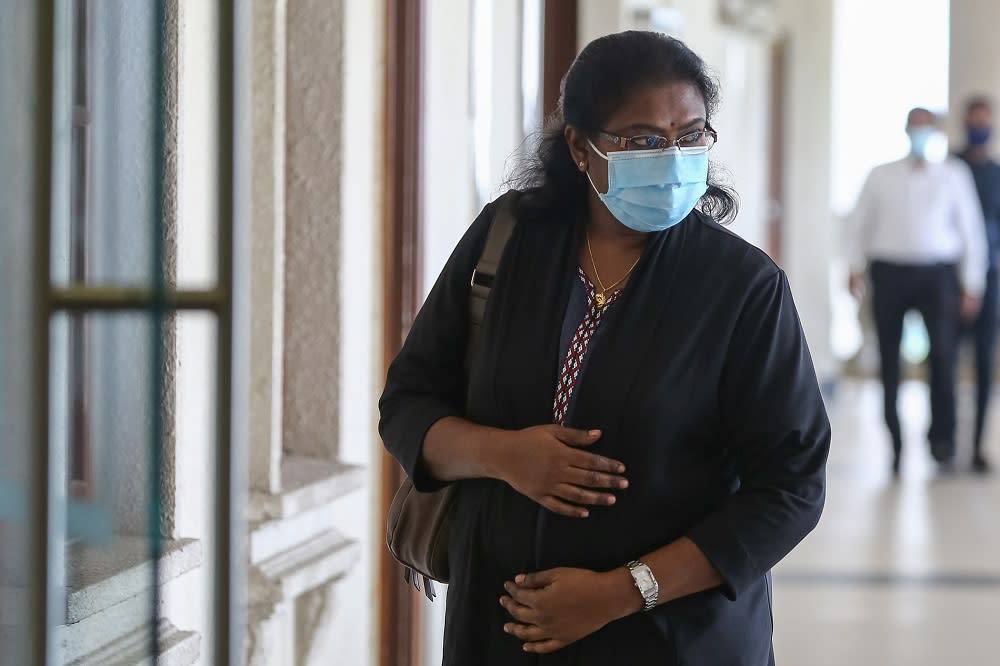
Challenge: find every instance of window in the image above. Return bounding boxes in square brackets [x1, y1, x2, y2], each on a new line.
[0, 2, 247, 663]
[69, 0, 92, 493]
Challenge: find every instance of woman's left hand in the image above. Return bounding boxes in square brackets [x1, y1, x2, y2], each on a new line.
[499, 567, 639, 654]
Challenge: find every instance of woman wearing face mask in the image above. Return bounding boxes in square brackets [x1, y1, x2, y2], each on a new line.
[380, 31, 829, 665]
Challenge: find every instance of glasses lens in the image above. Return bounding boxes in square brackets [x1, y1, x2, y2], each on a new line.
[626, 135, 666, 150]
[679, 130, 716, 150]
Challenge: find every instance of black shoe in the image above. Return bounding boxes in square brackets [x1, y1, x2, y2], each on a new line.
[891, 453, 901, 477]
[930, 440, 955, 464]
[972, 453, 992, 475]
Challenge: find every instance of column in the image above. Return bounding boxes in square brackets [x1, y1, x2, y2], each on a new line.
[949, 0, 1000, 145]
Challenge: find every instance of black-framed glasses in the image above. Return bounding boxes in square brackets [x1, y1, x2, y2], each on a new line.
[597, 126, 718, 152]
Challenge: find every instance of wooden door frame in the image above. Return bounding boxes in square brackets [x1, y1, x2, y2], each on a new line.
[542, 0, 578, 118]
[380, 0, 425, 665]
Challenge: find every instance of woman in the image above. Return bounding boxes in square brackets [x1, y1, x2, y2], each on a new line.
[380, 31, 829, 665]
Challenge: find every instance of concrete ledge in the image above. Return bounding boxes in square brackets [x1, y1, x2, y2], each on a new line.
[248, 456, 365, 523]
[0, 538, 202, 631]
[68, 618, 200, 666]
[253, 528, 360, 604]
[66, 537, 202, 624]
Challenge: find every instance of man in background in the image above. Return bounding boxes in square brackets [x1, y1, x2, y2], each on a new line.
[848, 107, 987, 476]
[957, 96, 1000, 474]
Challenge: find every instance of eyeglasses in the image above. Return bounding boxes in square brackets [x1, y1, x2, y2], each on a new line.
[596, 126, 718, 152]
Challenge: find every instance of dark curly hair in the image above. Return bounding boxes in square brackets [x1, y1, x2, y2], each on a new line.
[508, 31, 739, 225]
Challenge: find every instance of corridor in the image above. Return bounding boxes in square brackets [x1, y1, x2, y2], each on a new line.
[773, 380, 1000, 665]
[6, 0, 1000, 663]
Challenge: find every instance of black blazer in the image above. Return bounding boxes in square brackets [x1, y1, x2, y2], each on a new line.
[379, 191, 830, 665]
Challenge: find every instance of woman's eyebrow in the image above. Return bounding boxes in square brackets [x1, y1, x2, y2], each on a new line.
[616, 117, 707, 134]
[678, 117, 708, 131]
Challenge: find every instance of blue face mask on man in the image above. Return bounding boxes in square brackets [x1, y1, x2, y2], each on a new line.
[967, 126, 992, 147]
[586, 139, 709, 233]
[907, 126, 946, 161]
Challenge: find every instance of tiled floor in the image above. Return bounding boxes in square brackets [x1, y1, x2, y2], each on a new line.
[772, 379, 1000, 665]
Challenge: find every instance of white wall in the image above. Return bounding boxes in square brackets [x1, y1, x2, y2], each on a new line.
[164, 0, 220, 661]
[327, 0, 385, 663]
[423, 0, 477, 295]
[774, 0, 836, 380]
[949, 0, 1000, 153]
[831, 0, 950, 215]
[423, 0, 529, 296]
[482, 0, 525, 206]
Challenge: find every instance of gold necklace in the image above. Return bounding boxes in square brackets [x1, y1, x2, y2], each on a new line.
[585, 230, 642, 307]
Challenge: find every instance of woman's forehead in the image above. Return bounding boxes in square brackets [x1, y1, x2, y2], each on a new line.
[602, 81, 706, 132]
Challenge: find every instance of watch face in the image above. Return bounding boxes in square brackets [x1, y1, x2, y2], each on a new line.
[636, 570, 654, 589]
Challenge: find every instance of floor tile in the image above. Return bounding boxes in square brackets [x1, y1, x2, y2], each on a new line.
[772, 380, 1000, 665]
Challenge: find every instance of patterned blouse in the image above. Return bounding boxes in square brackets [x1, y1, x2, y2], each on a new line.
[552, 266, 624, 425]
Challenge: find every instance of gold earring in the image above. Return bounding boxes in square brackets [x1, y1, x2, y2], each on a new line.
[579, 161, 585, 169]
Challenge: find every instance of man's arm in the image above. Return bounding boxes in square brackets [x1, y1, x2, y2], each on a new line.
[953, 161, 988, 300]
[846, 169, 878, 297]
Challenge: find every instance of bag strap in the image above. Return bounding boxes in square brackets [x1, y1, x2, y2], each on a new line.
[465, 197, 518, 376]
[399, 199, 517, 600]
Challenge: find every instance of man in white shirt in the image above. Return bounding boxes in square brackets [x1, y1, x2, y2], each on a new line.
[848, 107, 987, 475]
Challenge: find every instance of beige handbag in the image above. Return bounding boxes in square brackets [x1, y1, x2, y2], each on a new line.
[385, 202, 517, 600]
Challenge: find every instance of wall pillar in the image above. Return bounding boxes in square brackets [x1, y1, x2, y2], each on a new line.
[248, 0, 287, 494]
[246, 1, 366, 663]
[282, 0, 344, 461]
[948, 0, 1000, 147]
[774, 0, 836, 381]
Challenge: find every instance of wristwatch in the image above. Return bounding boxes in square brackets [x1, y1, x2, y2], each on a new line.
[626, 560, 659, 611]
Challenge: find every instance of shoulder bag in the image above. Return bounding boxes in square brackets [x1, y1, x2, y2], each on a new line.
[385, 200, 518, 600]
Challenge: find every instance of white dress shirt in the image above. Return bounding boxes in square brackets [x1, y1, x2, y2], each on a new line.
[846, 156, 988, 296]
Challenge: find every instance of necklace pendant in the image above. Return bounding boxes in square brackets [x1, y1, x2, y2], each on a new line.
[595, 291, 606, 307]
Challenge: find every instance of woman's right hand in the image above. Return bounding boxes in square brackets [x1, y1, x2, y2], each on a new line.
[494, 425, 629, 518]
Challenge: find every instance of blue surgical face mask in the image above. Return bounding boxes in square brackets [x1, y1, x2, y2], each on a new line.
[907, 126, 945, 160]
[586, 139, 709, 233]
[967, 126, 992, 147]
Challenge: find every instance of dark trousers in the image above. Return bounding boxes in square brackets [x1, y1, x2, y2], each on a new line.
[966, 267, 999, 454]
[870, 261, 961, 461]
